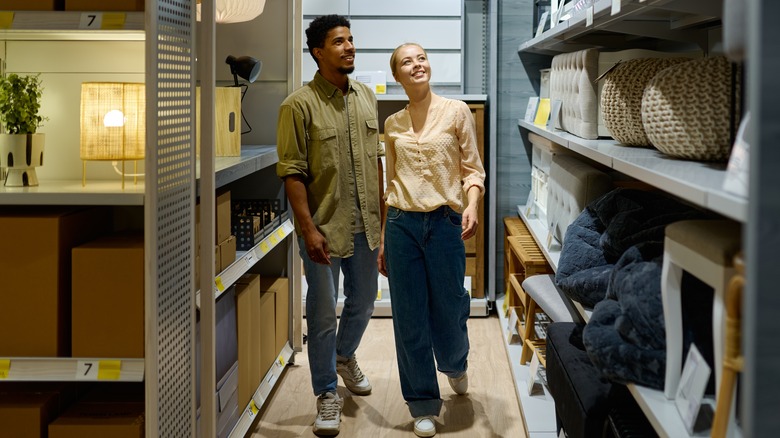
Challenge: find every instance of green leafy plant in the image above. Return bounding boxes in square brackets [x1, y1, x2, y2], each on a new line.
[0, 73, 47, 134]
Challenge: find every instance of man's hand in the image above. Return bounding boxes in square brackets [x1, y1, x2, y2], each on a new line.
[304, 229, 331, 265]
[378, 242, 388, 277]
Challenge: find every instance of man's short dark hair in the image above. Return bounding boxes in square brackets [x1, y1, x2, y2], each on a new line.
[306, 14, 351, 64]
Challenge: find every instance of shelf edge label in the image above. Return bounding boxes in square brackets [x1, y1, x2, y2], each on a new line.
[0, 12, 14, 29]
[97, 360, 122, 380]
[0, 359, 10, 379]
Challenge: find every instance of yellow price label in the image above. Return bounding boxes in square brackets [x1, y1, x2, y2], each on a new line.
[0, 12, 14, 29]
[215, 276, 225, 292]
[0, 359, 10, 379]
[97, 360, 122, 380]
[249, 399, 259, 416]
[376, 289, 382, 300]
[101, 13, 126, 29]
[260, 241, 270, 253]
[277, 355, 286, 367]
[276, 228, 286, 239]
[502, 298, 509, 315]
[269, 234, 279, 245]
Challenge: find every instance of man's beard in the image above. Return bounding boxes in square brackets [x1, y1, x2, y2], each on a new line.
[338, 65, 355, 75]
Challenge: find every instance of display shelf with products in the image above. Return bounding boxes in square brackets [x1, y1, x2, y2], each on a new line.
[0, 357, 144, 382]
[0, 179, 145, 205]
[514, 0, 750, 436]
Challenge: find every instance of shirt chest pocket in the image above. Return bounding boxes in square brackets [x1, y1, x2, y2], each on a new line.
[308, 127, 338, 167]
[365, 119, 378, 158]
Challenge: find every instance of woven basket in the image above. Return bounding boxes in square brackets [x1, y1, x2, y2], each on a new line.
[601, 58, 691, 146]
[641, 56, 741, 161]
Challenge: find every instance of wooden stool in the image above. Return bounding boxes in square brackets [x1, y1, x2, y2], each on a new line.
[661, 220, 742, 402]
[505, 235, 555, 363]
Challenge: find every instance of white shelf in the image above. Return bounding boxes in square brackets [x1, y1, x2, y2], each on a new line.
[196, 145, 279, 192]
[228, 342, 294, 438]
[0, 11, 145, 35]
[196, 216, 294, 308]
[0, 178, 145, 205]
[519, 0, 720, 55]
[518, 120, 747, 222]
[496, 294, 558, 438]
[0, 357, 144, 382]
[376, 94, 487, 102]
[627, 384, 725, 438]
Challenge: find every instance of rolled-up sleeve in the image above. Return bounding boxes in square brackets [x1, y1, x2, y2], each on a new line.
[276, 103, 309, 180]
[456, 103, 486, 197]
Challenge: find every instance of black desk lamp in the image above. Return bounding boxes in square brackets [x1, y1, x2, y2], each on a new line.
[225, 55, 261, 134]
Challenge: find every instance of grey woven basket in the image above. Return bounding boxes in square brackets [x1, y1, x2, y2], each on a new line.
[601, 58, 691, 146]
[641, 56, 741, 161]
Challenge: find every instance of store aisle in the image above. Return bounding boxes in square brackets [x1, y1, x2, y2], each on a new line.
[250, 314, 526, 437]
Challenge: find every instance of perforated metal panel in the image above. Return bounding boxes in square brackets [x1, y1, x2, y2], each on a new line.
[145, 0, 196, 436]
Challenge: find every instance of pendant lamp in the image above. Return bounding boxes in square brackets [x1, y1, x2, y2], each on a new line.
[196, 0, 266, 24]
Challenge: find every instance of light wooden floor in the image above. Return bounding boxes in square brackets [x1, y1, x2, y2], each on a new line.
[249, 314, 527, 437]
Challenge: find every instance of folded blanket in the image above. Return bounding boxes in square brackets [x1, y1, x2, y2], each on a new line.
[556, 188, 710, 307]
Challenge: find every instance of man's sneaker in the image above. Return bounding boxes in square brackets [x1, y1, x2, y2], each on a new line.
[413, 415, 436, 437]
[448, 372, 468, 395]
[314, 392, 343, 436]
[336, 356, 372, 395]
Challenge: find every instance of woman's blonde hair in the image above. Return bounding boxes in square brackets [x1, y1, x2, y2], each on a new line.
[389, 43, 428, 78]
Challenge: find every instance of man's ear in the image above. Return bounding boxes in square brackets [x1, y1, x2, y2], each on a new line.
[313, 47, 323, 62]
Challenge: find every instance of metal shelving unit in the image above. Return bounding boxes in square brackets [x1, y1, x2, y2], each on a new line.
[512, 0, 762, 436]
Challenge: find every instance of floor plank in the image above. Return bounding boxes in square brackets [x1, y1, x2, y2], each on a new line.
[249, 314, 527, 437]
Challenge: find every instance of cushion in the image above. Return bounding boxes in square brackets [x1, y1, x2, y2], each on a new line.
[522, 274, 581, 323]
[546, 154, 612, 245]
[642, 56, 741, 162]
[550, 48, 599, 139]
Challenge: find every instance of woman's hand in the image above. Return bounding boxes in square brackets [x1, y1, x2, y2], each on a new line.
[461, 204, 478, 240]
[377, 242, 388, 277]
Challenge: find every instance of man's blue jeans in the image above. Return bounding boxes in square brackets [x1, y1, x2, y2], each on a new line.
[384, 206, 470, 417]
[300, 232, 378, 396]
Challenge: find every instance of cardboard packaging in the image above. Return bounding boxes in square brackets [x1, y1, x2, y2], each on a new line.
[216, 189, 231, 244]
[0, 391, 60, 438]
[48, 401, 145, 438]
[71, 232, 144, 358]
[259, 289, 276, 373]
[0, 207, 110, 357]
[261, 277, 289, 353]
[64, 0, 143, 11]
[235, 274, 263, 408]
[0, 0, 62, 10]
[196, 86, 242, 157]
[219, 235, 236, 271]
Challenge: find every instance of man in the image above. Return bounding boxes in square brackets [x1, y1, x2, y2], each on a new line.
[276, 14, 384, 437]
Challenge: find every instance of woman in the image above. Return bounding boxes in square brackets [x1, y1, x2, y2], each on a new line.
[379, 42, 486, 437]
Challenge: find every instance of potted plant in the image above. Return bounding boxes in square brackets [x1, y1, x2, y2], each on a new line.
[0, 73, 48, 187]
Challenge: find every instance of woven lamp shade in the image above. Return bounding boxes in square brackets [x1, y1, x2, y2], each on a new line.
[196, 0, 266, 24]
[80, 82, 145, 161]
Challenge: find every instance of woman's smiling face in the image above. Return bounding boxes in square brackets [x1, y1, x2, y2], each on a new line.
[392, 44, 431, 87]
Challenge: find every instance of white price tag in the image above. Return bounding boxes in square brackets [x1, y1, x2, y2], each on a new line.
[586, 6, 594, 27]
[527, 353, 543, 395]
[507, 307, 519, 336]
[79, 13, 103, 29]
[76, 361, 99, 380]
[675, 344, 711, 434]
[611, 0, 621, 15]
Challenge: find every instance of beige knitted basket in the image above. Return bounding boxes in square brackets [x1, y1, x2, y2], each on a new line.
[641, 56, 741, 161]
[601, 58, 691, 146]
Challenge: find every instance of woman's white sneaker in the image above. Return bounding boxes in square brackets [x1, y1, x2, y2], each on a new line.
[448, 372, 468, 395]
[413, 415, 436, 437]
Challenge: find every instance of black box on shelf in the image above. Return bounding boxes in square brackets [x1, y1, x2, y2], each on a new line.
[231, 199, 285, 251]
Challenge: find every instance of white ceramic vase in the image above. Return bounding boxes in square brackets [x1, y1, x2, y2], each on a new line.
[0, 133, 45, 187]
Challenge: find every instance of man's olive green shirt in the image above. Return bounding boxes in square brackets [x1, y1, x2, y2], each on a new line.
[276, 72, 384, 257]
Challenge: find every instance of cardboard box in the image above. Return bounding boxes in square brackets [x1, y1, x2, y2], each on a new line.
[72, 232, 144, 358]
[0, 0, 62, 10]
[259, 290, 276, 373]
[235, 274, 263, 408]
[0, 390, 60, 438]
[219, 235, 236, 272]
[261, 277, 289, 354]
[48, 401, 144, 438]
[216, 189, 231, 245]
[196, 86, 242, 157]
[64, 0, 143, 11]
[0, 207, 110, 356]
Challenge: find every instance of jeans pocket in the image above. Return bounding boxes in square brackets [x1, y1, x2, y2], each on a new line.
[387, 206, 403, 221]
[445, 207, 462, 228]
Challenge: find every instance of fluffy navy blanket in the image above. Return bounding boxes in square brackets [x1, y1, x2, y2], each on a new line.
[555, 188, 708, 307]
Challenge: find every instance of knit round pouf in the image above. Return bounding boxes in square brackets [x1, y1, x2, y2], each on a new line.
[641, 56, 741, 162]
[601, 57, 691, 146]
